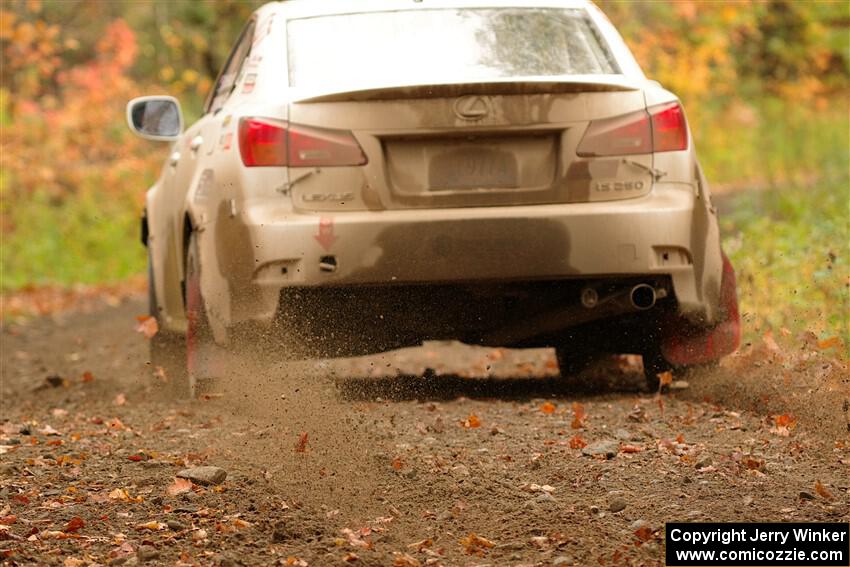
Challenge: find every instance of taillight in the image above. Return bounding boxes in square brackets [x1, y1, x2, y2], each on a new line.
[576, 109, 651, 157]
[577, 102, 688, 157]
[238, 118, 367, 167]
[650, 102, 688, 152]
[238, 118, 287, 166]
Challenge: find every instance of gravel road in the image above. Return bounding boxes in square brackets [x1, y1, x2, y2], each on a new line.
[1, 297, 847, 566]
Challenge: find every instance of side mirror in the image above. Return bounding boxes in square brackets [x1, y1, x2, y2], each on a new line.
[126, 96, 183, 141]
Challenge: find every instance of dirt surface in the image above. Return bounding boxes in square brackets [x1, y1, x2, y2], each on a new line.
[1, 296, 848, 567]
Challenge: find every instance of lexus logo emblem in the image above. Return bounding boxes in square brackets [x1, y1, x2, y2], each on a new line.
[454, 95, 490, 120]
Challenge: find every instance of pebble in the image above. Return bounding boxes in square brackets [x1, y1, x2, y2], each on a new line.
[166, 519, 186, 531]
[696, 456, 713, 469]
[177, 466, 227, 486]
[799, 491, 816, 500]
[436, 510, 453, 522]
[630, 519, 649, 531]
[137, 545, 159, 563]
[614, 429, 632, 441]
[609, 498, 627, 513]
[582, 441, 618, 459]
[553, 556, 573, 566]
[535, 492, 557, 504]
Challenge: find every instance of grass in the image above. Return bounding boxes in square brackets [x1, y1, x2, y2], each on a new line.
[693, 97, 848, 186]
[721, 179, 849, 347]
[0, 186, 144, 290]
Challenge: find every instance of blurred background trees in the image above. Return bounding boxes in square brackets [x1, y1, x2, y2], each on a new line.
[1, 0, 848, 339]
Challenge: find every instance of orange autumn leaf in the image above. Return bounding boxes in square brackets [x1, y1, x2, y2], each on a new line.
[391, 457, 403, 471]
[134, 315, 158, 339]
[676, 433, 685, 444]
[620, 444, 643, 453]
[816, 336, 840, 350]
[460, 533, 495, 555]
[570, 402, 586, 429]
[64, 517, 85, 533]
[540, 401, 556, 415]
[774, 414, 797, 429]
[815, 480, 834, 500]
[634, 526, 654, 543]
[658, 371, 673, 388]
[463, 414, 481, 428]
[569, 435, 587, 449]
[81, 371, 95, 383]
[294, 431, 309, 453]
[166, 477, 193, 496]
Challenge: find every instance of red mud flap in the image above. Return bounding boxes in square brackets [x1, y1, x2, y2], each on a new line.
[661, 252, 741, 367]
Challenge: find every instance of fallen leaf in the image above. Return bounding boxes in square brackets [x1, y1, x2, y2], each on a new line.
[634, 526, 655, 544]
[343, 552, 359, 562]
[620, 444, 643, 454]
[81, 371, 95, 383]
[232, 518, 252, 529]
[114, 393, 127, 406]
[39, 425, 60, 436]
[0, 516, 16, 526]
[460, 532, 495, 556]
[166, 477, 193, 497]
[134, 315, 158, 339]
[63, 559, 85, 567]
[569, 435, 587, 449]
[341, 527, 371, 549]
[393, 553, 422, 567]
[540, 402, 556, 415]
[64, 517, 84, 533]
[463, 414, 481, 428]
[391, 457, 404, 471]
[108, 488, 142, 503]
[407, 538, 432, 551]
[570, 402, 586, 429]
[136, 521, 166, 531]
[775, 414, 796, 428]
[294, 432, 309, 453]
[658, 371, 673, 388]
[817, 336, 840, 350]
[815, 480, 834, 500]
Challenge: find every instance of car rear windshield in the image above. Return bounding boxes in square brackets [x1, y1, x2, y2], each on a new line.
[287, 8, 619, 91]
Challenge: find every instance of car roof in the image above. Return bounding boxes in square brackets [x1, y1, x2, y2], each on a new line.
[273, 0, 593, 20]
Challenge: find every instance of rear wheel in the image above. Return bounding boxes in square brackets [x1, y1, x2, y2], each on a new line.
[642, 348, 672, 392]
[555, 345, 597, 378]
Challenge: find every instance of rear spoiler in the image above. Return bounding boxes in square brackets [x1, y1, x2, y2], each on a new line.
[291, 75, 643, 103]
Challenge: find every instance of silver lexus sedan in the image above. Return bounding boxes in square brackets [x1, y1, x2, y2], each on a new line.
[127, 0, 741, 396]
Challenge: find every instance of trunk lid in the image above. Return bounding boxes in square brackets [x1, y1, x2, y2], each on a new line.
[288, 84, 654, 212]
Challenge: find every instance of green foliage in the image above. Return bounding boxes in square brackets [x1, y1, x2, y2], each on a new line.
[722, 180, 850, 343]
[0, 188, 144, 289]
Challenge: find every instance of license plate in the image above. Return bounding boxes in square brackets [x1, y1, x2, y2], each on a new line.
[429, 147, 518, 190]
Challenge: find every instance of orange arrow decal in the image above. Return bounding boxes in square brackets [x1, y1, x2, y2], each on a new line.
[314, 217, 338, 251]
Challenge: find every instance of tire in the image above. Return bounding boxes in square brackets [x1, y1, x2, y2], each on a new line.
[184, 231, 223, 397]
[147, 248, 189, 396]
[555, 345, 597, 378]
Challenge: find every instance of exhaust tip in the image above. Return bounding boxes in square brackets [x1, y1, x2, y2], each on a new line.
[630, 284, 657, 310]
[580, 287, 599, 308]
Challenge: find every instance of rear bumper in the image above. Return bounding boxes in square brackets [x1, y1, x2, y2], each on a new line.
[213, 183, 718, 328]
